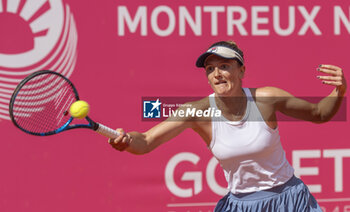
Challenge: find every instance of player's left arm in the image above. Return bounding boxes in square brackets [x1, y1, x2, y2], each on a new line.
[267, 64, 346, 123]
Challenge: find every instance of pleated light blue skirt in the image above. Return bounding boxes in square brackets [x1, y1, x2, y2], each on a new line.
[214, 175, 322, 212]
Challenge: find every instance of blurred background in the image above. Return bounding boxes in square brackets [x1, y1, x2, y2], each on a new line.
[0, 0, 349, 211]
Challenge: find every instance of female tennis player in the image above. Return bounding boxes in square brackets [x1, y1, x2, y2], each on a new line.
[109, 41, 346, 211]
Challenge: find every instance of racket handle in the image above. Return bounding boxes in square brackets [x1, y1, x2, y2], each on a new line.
[95, 123, 120, 138]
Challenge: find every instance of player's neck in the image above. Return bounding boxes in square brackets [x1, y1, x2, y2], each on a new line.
[215, 89, 247, 117]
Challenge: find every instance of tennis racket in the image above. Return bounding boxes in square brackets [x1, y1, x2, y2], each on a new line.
[9, 70, 120, 139]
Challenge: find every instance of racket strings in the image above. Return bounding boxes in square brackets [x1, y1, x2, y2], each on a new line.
[12, 73, 76, 134]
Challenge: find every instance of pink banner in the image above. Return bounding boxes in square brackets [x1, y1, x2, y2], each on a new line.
[0, 0, 349, 211]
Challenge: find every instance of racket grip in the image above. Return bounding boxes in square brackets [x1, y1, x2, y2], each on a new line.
[95, 123, 120, 138]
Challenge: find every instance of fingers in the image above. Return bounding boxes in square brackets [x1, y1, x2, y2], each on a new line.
[108, 128, 124, 144]
[317, 65, 343, 75]
[318, 64, 342, 71]
[108, 128, 131, 151]
[322, 81, 343, 86]
[317, 76, 342, 81]
[317, 64, 346, 88]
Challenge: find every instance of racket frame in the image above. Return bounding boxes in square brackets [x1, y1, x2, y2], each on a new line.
[9, 70, 116, 138]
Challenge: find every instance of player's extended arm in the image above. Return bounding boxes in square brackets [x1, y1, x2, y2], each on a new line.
[129, 120, 192, 154]
[109, 108, 194, 154]
[272, 64, 346, 123]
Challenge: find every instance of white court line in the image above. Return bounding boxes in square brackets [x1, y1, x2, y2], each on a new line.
[166, 198, 350, 207]
[167, 202, 216, 207]
[317, 197, 350, 203]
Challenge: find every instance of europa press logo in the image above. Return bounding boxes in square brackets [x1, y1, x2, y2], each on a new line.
[143, 99, 162, 118]
[0, 0, 78, 120]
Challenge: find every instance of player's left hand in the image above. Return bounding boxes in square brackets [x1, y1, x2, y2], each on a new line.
[317, 64, 347, 93]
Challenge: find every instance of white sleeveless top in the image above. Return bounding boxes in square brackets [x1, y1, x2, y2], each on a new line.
[209, 88, 294, 194]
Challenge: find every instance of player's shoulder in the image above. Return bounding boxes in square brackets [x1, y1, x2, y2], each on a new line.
[255, 86, 291, 97]
[252, 87, 292, 105]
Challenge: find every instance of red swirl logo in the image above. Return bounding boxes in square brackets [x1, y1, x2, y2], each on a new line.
[0, 0, 78, 120]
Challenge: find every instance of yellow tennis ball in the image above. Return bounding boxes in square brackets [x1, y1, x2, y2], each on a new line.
[69, 100, 90, 119]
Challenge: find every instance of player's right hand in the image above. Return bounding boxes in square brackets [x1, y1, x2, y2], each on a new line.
[108, 128, 131, 151]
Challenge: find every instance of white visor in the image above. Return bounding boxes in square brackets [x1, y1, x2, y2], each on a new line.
[196, 46, 244, 67]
